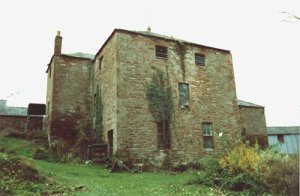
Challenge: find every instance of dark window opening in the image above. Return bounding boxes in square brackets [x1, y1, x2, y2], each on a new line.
[156, 45, 168, 59]
[157, 120, 170, 149]
[178, 83, 189, 108]
[94, 93, 97, 106]
[108, 130, 113, 156]
[195, 53, 205, 66]
[277, 135, 284, 143]
[48, 66, 51, 78]
[202, 122, 213, 149]
[99, 56, 103, 70]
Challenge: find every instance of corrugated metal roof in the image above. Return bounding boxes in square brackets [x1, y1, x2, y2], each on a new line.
[237, 99, 264, 108]
[267, 126, 300, 135]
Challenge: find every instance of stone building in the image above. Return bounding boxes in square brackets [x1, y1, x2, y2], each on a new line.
[0, 100, 44, 132]
[44, 29, 267, 167]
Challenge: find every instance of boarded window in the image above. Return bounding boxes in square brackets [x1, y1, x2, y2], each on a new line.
[156, 45, 168, 59]
[195, 53, 205, 66]
[178, 83, 189, 108]
[99, 56, 103, 70]
[202, 122, 213, 149]
[157, 120, 170, 149]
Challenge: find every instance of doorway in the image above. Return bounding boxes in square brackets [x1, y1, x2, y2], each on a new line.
[107, 130, 113, 156]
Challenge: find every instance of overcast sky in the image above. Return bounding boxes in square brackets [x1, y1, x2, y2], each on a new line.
[0, 0, 299, 126]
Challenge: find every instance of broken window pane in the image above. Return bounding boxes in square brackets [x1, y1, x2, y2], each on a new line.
[178, 83, 189, 108]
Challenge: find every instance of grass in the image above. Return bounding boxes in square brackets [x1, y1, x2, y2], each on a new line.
[0, 136, 227, 195]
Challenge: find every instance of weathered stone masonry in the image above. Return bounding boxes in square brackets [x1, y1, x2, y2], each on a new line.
[44, 29, 267, 167]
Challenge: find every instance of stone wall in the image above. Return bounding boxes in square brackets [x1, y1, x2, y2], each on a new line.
[93, 35, 118, 153]
[0, 115, 43, 132]
[239, 106, 268, 146]
[45, 55, 93, 146]
[115, 31, 241, 167]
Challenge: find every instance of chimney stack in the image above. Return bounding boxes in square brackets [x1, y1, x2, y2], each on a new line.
[54, 31, 62, 55]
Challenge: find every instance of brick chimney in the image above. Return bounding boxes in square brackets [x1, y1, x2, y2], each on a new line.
[54, 31, 62, 55]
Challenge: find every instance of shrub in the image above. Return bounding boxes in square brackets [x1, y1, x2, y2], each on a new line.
[220, 144, 299, 195]
[220, 144, 266, 177]
[263, 152, 299, 195]
[33, 147, 51, 160]
[6, 130, 26, 139]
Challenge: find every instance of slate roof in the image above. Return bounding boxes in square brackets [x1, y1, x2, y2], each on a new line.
[237, 99, 264, 108]
[67, 52, 94, 60]
[0, 106, 27, 116]
[267, 126, 300, 135]
[94, 28, 230, 61]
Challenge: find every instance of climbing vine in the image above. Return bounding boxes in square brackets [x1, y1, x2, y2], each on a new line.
[175, 41, 187, 80]
[146, 69, 173, 123]
[146, 69, 173, 149]
[95, 85, 103, 143]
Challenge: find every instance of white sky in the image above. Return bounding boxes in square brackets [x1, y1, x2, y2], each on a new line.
[0, 0, 299, 126]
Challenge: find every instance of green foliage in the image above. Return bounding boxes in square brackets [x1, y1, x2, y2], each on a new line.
[194, 155, 266, 195]
[175, 41, 187, 79]
[220, 144, 266, 176]
[219, 144, 299, 195]
[95, 85, 103, 142]
[145, 69, 173, 122]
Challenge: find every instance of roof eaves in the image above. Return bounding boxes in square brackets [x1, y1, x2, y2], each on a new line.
[117, 29, 231, 53]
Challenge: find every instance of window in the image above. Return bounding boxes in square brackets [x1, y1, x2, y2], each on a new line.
[277, 135, 284, 143]
[94, 93, 97, 106]
[178, 83, 189, 108]
[195, 53, 205, 66]
[48, 66, 51, 78]
[156, 45, 168, 59]
[99, 56, 103, 70]
[157, 120, 170, 149]
[202, 122, 213, 149]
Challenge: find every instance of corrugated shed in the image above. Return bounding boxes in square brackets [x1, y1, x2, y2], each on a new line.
[268, 126, 300, 154]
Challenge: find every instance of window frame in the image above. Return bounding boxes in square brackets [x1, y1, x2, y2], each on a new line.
[99, 56, 103, 70]
[277, 134, 284, 143]
[157, 120, 171, 150]
[178, 82, 190, 109]
[155, 45, 168, 60]
[195, 53, 205, 66]
[202, 122, 214, 150]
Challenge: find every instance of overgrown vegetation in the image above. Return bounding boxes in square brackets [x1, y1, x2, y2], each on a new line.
[95, 85, 103, 143]
[175, 40, 187, 79]
[0, 136, 229, 195]
[145, 69, 174, 149]
[192, 144, 299, 195]
[50, 108, 95, 160]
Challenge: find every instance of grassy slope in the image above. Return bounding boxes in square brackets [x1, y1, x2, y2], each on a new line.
[0, 136, 225, 195]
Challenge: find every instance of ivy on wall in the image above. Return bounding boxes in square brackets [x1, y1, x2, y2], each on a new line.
[95, 85, 103, 143]
[175, 41, 187, 80]
[146, 69, 173, 123]
[146, 69, 173, 148]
